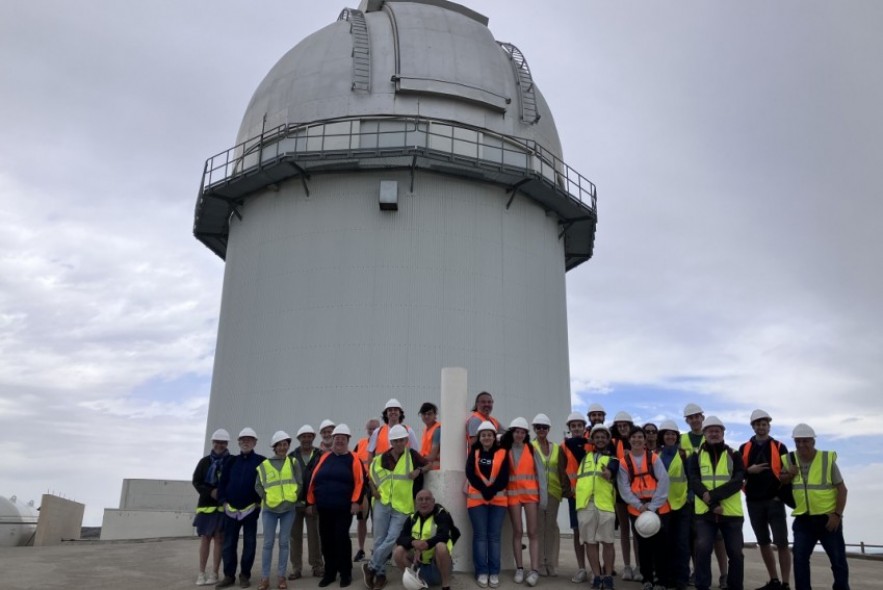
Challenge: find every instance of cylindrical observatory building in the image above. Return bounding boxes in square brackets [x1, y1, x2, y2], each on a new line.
[195, 0, 597, 446]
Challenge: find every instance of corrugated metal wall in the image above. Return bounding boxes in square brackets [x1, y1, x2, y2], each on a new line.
[204, 169, 572, 450]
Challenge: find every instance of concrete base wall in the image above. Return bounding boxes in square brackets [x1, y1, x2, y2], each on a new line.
[100, 509, 195, 540]
[119, 479, 195, 511]
[34, 494, 84, 546]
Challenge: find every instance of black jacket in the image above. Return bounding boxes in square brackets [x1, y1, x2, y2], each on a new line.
[396, 503, 461, 553]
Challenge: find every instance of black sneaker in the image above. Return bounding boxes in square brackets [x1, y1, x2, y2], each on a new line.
[319, 576, 337, 588]
[239, 576, 251, 589]
[755, 581, 782, 590]
[341, 576, 352, 588]
[216, 577, 236, 589]
[354, 550, 366, 562]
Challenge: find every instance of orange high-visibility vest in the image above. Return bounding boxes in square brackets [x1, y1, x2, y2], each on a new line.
[560, 436, 593, 490]
[623, 450, 670, 516]
[466, 448, 508, 508]
[507, 445, 540, 505]
[740, 440, 783, 478]
[355, 438, 370, 469]
[420, 421, 441, 471]
[307, 451, 364, 505]
[612, 439, 628, 462]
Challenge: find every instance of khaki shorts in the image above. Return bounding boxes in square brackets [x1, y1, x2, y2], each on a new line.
[578, 502, 616, 544]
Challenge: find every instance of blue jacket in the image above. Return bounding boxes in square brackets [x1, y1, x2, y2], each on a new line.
[218, 450, 266, 509]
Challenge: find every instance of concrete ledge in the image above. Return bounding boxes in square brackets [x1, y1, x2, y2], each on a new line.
[100, 509, 194, 541]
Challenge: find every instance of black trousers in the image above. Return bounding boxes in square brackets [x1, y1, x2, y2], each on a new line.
[318, 507, 354, 580]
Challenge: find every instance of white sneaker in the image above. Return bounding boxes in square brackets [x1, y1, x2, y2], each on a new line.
[571, 569, 588, 584]
[526, 571, 540, 587]
[515, 569, 525, 584]
[196, 573, 207, 586]
[478, 574, 489, 588]
[206, 572, 219, 585]
[621, 567, 634, 582]
[489, 575, 501, 588]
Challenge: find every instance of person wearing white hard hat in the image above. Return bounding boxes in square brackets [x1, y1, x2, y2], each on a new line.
[465, 420, 510, 589]
[657, 420, 690, 590]
[255, 432, 301, 590]
[616, 426, 672, 590]
[307, 424, 366, 588]
[392, 489, 461, 590]
[216, 428, 267, 589]
[363, 424, 429, 590]
[287, 425, 324, 580]
[318, 419, 336, 453]
[193, 429, 231, 586]
[738, 411, 792, 590]
[686, 417, 746, 590]
[500, 417, 548, 586]
[587, 403, 607, 426]
[531, 413, 561, 577]
[575, 424, 620, 590]
[779, 424, 849, 590]
[368, 399, 420, 460]
[559, 411, 591, 583]
[610, 411, 637, 583]
[353, 418, 381, 563]
[681, 404, 705, 457]
[465, 391, 502, 452]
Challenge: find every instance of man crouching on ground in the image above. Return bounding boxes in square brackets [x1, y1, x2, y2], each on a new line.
[393, 490, 460, 590]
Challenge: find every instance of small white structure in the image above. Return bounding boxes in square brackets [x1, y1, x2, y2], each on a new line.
[100, 479, 195, 540]
[0, 495, 38, 547]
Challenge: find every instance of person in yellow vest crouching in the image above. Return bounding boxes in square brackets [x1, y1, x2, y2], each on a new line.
[363, 424, 429, 590]
[779, 424, 849, 590]
[686, 416, 746, 590]
[255, 431, 303, 590]
[393, 489, 461, 590]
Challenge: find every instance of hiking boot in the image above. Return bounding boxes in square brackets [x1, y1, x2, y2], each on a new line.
[239, 576, 251, 589]
[216, 577, 236, 589]
[362, 563, 375, 589]
[354, 550, 366, 562]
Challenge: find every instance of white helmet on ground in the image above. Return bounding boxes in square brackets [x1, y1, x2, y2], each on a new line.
[296, 424, 315, 438]
[792, 423, 816, 438]
[683, 403, 704, 417]
[332, 424, 352, 437]
[509, 417, 529, 431]
[271, 431, 292, 447]
[635, 511, 661, 538]
[402, 566, 428, 590]
[211, 429, 230, 442]
[238, 427, 258, 440]
[532, 413, 552, 427]
[702, 416, 726, 431]
[658, 420, 679, 434]
[566, 411, 587, 425]
[613, 411, 633, 424]
[318, 419, 336, 431]
[476, 420, 497, 434]
[389, 424, 409, 440]
[750, 409, 772, 424]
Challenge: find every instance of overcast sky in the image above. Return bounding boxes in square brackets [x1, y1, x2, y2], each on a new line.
[1, 0, 881, 543]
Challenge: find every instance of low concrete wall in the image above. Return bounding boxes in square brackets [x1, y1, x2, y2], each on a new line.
[34, 494, 84, 546]
[100, 509, 195, 540]
[119, 479, 195, 511]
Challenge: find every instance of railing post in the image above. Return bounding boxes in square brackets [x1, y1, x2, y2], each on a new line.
[860, 541, 865, 554]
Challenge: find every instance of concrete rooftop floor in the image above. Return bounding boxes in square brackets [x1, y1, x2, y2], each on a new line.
[0, 536, 879, 590]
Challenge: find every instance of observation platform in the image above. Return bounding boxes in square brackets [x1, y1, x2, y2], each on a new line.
[195, 117, 598, 271]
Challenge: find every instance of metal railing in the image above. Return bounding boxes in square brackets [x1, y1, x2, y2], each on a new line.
[200, 116, 596, 213]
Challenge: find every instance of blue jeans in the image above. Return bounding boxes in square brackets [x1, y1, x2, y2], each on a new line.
[222, 510, 260, 579]
[261, 509, 296, 578]
[792, 515, 850, 590]
[370, 501, 408, 576]
[468, 504, 506, 576]
[694, 516, 743, 590]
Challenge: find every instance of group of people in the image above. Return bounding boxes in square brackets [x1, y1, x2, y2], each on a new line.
[192, 392, 849, 590]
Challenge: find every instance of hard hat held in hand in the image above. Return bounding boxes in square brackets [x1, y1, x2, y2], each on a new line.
[635, 510, 661, 538]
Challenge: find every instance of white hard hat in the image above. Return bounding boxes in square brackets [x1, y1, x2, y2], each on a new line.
[509, 417, 530, 431]
[296, 424, 315, 438]
[613, 411, 633, 424]
[792, 423, 816, 438]
[658, 420, 680, 434]
[318, 419, 336, 431]
[332, 423, 352, 437]
[476, 420, 497, 434]
[566, 411, 587, 425]
[702, 415, 726, 431]
[211, 428, 230, 442]
[532, 413, 552, 427]
[271, 430, 292, 447]
[587, 403, 606, 414]
[634, 511, 661, 538]
[384, 398, 403, 410]
[590, 424, 611, 436]
[402, 566, 428, 590]
[238, 427, 258, 440]
[683, 403, 704, 417]
[388, 424, 409, 440]
[750, 409, 772, 424]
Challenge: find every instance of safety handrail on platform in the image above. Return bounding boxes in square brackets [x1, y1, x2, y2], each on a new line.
[200, 116, 596, 213]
